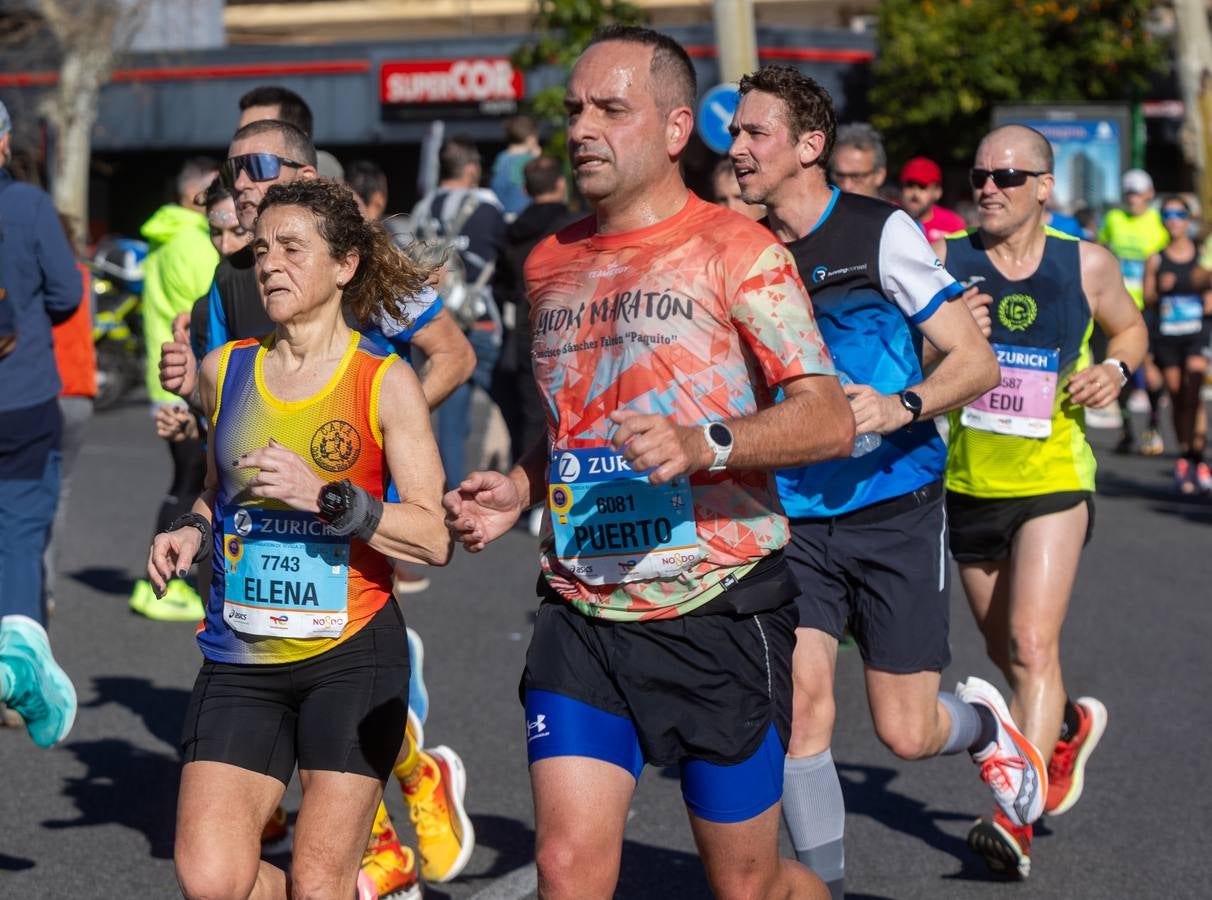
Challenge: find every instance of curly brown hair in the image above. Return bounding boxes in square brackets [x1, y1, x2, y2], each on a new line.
[258, 180, 431, 326]
[738, 66, 836, 170]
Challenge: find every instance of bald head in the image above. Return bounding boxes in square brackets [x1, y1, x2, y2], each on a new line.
[978, 124, 1053, 173]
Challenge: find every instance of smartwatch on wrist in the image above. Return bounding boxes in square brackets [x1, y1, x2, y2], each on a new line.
[1103, 357, 1131, 387]
[317, 479, 355, 523]
[702, 422, 734, 472]
[897, 390, 924, 421]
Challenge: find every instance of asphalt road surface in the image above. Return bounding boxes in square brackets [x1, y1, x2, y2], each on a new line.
[2, 395, 1209, 899]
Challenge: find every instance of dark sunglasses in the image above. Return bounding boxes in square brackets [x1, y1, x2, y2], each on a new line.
[1162, 209, 1190, 221]
[220, 153, 304, 188]
[969, 168, 1047, 190]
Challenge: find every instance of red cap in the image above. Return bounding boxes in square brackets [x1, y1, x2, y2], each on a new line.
[900, 157, 942, 186]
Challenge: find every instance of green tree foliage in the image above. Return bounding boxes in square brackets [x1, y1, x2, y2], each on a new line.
[512, 0, 647, 154]
[870, 0, 1166, 164]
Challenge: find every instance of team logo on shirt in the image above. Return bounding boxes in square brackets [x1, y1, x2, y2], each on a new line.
[998, 293, 1038, 332]
[311, 420, 361, 472]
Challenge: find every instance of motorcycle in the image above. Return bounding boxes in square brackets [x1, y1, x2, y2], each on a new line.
[89, 237, 148, 411]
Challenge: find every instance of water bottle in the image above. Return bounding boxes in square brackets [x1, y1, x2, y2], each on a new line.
[838, 371, 883, 458]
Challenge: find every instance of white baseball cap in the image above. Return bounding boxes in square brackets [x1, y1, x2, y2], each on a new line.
[1122, 168, 1153, 195]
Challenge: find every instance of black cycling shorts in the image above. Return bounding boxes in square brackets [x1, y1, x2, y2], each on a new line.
[946, 490, 1094, 564]
[180, 600, 409, 784]
[785, 481, 951, 674]
[520, 572, 798, 768]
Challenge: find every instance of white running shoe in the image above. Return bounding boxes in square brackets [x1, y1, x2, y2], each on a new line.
[957, 676, 1048, 827]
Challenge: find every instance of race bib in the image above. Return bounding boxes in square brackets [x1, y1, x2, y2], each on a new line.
[222, 508, 350, 639]
[961, 344, 1059, 439]
[548, 447, 700, 586]
[1120, 258, 1145, 295]
[1159, 294, 1204, 337]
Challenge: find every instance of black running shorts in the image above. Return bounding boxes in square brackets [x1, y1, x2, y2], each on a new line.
[180, 600, 409, 784]
[1152, 324, 1211, 370]
[946, 490, 1094, 564]
[521, 573, 799, 768]
[785, 481, 951, 674]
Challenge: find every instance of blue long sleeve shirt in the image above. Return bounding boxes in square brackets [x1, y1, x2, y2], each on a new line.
[0, 168, 81, 412]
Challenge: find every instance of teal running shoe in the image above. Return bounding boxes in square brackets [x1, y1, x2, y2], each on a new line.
[0, 615, 77, 747]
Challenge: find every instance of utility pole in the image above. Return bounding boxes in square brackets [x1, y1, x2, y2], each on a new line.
[712, 0, 758, 83]
[1173, 0, 1212, 213]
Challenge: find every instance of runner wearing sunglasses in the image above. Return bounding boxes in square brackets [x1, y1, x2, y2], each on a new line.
[937, 124, 1147, 877]
[1142, 196, 1212, 493]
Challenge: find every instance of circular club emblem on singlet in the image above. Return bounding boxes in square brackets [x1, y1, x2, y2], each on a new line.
[311, 420, 361, 472]
[998, 293, 1038, 332]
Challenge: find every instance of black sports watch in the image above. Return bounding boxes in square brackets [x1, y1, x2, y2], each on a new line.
[897, 390, 923, 421]
[317, 479, 355, 523]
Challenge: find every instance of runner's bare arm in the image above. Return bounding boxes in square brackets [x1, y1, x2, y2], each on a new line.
[368, 360, 452, 564]
[1142, 253, 1162, 306]
[148, 349, 221, 594]
[443, 435, 548, 552]
[1069, 241, 1148, 408]
[610, 372, 854, 485]
[922, 237, 993, 369]
[409, 309, 476, 410]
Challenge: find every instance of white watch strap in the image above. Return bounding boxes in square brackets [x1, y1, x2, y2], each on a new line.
[703, 423, 733, 471]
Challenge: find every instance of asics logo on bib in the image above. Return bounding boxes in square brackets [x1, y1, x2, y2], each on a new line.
[527, 714, 548, 741]
[227, 609, 248, 622]
[998, 293, 1038, 332]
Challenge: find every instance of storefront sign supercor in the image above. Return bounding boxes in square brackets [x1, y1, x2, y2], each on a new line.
[380, 58, 524, 105]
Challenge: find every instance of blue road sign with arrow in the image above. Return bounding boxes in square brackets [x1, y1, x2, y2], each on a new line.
[697, 83, 739, 155]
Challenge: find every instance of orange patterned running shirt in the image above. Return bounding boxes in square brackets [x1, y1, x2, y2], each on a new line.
[525, 193, 834, 620]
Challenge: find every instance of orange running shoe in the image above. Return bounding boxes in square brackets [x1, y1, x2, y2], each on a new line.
[361, 802, 421, 900]
[1045, 697, 1108, 816]
[968, 810, 1032, 879]
[260, 805, 290, 851]
[402, 746, 474, 883]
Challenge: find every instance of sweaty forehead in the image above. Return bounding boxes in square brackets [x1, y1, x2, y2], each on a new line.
[976, 136, 1034, 169]
[569, 42, 650, 99]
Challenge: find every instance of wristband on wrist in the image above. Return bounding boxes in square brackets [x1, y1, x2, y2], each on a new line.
[1103, 357, 1131, 387]
[319, 480, 384, 542]
[165, 512, 212, 564]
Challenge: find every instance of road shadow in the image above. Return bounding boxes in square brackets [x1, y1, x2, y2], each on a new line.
[69, 566, 136, 597]
[420, 813, 711, 898]
[1097, 470, 1212, 525]
[42, 737, 180, 860]
[0, 853, 35, 872]
[38, 677, 193, 860]
[85, 675, 191, 753]
[836, 761, 990, 881]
